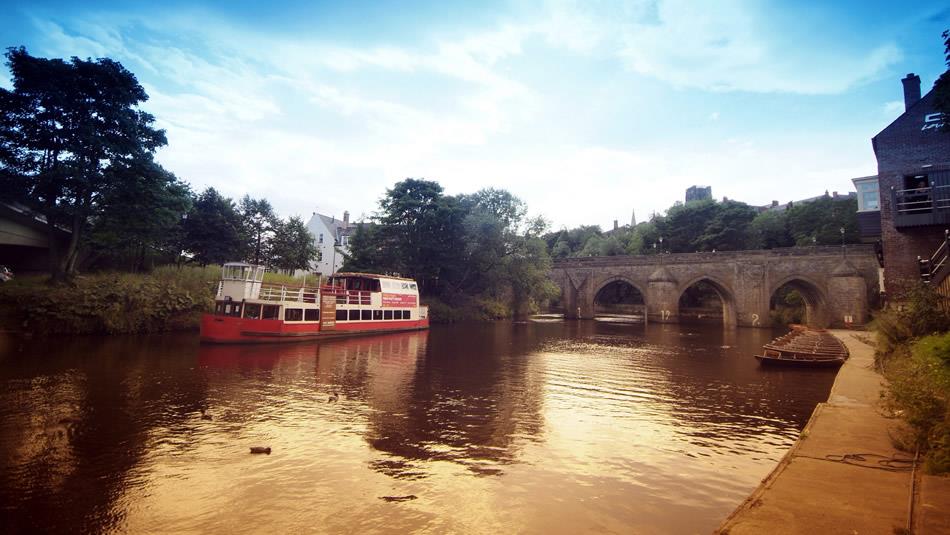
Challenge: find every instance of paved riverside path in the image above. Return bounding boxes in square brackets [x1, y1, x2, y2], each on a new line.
[718, 330, 950, 535]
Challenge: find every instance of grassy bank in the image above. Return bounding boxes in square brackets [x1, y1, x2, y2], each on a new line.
[0, 266, 220, 335]
[873, 285, 950, 474]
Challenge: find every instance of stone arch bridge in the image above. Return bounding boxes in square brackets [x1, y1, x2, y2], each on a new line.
[550, 245, 880, 328]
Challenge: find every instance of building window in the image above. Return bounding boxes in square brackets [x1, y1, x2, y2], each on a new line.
[855, 178, 879, 212]
[319, 233, 324, 244]
[305, 309, 320, 321]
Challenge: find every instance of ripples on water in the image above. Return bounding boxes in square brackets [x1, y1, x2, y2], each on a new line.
[0, 321, 835, 534]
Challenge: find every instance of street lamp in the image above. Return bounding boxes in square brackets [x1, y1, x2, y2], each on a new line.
[659, 236, 664, 254]
[839, 227, 845, 248]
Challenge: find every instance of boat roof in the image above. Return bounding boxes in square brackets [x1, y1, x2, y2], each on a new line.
[332, 272, 418, 282]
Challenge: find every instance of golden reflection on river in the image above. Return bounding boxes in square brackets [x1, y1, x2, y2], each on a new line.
[0, 321, 835, 534]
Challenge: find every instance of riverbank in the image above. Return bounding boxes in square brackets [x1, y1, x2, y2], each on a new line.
[718, 331, 950, 534]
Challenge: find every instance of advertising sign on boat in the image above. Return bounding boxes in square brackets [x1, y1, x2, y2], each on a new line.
[320, 294, 336, 329]
[382, 293, 417, 307]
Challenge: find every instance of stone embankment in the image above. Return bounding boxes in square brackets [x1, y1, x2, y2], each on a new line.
[718, 331, 950, 535]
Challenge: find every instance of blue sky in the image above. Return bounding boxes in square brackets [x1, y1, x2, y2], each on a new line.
[2, 0, 948, 230]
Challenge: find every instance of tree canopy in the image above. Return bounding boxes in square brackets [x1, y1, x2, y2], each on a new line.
[0, 47, 167, 279]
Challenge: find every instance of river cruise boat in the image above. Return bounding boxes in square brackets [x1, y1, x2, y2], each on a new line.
[200, 263, 429, 344]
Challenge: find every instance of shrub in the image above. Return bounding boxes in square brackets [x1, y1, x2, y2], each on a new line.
[0, 266, 218, 334]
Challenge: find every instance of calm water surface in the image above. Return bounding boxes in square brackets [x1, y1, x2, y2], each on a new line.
[0, 321, 836, 534]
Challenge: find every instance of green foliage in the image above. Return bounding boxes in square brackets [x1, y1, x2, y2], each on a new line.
[786, 196, 859, 246]
[239, 195, 277, 265]
[882, 332, 950, 473]
[89, 161, 192, 271]
[873, 284, 950, 359]
[344, 179, 556, 319]
[268, 215, 318, 272]
[183, 187, 244, 265]
[933, 29, 950, 133]
[0, 265, 218, 334]
[749, 210, 794, 249]
[0, 47, 167, 280]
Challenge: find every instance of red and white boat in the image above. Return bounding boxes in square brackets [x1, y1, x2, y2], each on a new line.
[200, 263, 429, 344]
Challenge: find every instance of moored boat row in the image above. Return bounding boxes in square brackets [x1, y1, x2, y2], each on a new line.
[754, 325, 849, 367]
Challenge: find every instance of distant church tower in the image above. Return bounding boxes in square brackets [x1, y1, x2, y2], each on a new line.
[631, 209, 637, 227]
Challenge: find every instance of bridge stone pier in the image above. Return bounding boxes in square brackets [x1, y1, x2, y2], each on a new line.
[550, 245, 880, 328]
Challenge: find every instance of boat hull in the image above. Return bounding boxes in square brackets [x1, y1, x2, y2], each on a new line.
[200, 314, 429, 344]
[754, 354, 846, 367]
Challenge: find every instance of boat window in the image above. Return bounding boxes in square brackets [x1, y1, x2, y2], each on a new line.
[373, 310, 382, 320]
[336, 310, 348, 321]
[402, 282, 409, 289]
[244, 303, 262, 320]
[384, 310, 393, 320]
[262, 305, 280, 320]
[402, 310, 411, 319]
[370, 279, 381, 292]
[361, 310, 371, 321]
[226, 303, 242, 317]
[285, 308, 303, 322]
[409, 284, 417, 290]
[256, 267, 265, 281]
[215, 302, 225, 315]
[393, 310, 402, 320]
[305, 309, 320, 321]
[349, 309, 360, 321]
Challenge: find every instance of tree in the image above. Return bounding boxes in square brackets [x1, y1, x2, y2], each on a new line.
[694, 200, 757, 251]
[239, 195, 276, 265]
[89, 161, 191, 271]
[786, 196, 859, 246]
[934, 29, 950, 132]
[183, 188, 244, 265]
[268, 215, 318, 273]
[749, 210, 794, 249]
[0, 47, 166, 280]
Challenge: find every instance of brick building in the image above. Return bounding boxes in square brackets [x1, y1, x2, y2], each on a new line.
[685, 185, 712, 203]
[873, 73, 950, 296]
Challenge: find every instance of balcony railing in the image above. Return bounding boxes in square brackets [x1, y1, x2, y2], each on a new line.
[892, 170, 950, 228]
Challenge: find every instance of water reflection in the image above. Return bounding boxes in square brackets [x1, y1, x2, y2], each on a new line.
[0, 322, 835, 534]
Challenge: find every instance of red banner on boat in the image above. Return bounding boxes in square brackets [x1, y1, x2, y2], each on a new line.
[382, 293, 417, 307]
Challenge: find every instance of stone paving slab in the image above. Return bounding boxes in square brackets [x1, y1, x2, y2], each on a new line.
[918, 475, 950, 534]
[718, 331, 916, 535]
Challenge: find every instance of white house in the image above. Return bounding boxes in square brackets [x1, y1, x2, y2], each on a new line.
[304, 210, 355, 275]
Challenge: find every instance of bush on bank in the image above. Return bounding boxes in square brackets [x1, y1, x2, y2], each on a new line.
[873, 284, 950, 474]
[0, 265, 219, 334]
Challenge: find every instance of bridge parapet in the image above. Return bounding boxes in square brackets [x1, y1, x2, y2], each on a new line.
[550, 245, 880, 328]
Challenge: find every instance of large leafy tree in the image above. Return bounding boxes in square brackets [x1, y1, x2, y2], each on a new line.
[0, 47, 166, 280]
[183, 188, 244, 266]
[268, 215, 318, 272]
[89, 161, 191, 271]
[239, 195, 277, 265]
[786, 196, 859, 245]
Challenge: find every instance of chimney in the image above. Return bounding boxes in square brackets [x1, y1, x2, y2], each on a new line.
[343, 211, 350, 227]
[613, 220, 618, 230]
[902, 73, 921, 111]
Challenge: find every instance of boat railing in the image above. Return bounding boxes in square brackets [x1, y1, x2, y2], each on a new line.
[257, 282, 321, 303]
[319, 286, 372, 305]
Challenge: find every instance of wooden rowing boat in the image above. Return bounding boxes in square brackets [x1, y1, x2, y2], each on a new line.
[755, 326, 849, 367]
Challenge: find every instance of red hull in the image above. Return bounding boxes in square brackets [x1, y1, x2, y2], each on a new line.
[200, 314, 429, 344]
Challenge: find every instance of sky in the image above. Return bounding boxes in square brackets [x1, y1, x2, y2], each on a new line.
[1, 0, 949, 230]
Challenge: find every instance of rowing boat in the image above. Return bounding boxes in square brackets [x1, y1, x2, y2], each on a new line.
[754, 326, 849, 367]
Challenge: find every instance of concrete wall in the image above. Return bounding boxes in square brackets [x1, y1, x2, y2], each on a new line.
[551, 245, 880, 329]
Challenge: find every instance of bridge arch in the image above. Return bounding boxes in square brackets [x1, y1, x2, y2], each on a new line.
[592, 276, 647, 318]
[769, 275, 829, 327]
[677, 275, 737, 328]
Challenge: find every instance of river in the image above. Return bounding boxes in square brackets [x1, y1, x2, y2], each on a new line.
[0, 320, 836, 534]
